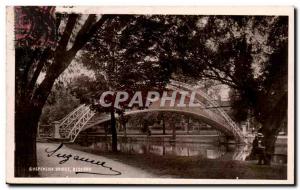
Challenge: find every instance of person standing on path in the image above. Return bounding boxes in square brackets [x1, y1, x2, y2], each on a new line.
[256, 133, 266, 165]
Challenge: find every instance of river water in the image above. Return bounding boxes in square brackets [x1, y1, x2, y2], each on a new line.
[75, 135, 287, 164]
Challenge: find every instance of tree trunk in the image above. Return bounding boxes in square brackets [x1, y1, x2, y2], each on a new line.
[13, 13, 110, 177]
[110, 110, 118, 152]
[261, 93, 287, 165]
[104, 123, 108, 139]
[14, 55, 74, 177]
[187, 117, 190, 134]
[263, 131, 277, 165]
[15, 103, 42, 177]
[171, 122, 176, 140]
[261, 119, 284, 165]
[162, 115, 166, 135]
[123, 122, 127, 138]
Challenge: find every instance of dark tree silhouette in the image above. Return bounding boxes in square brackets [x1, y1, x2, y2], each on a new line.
[76, 16, 171, 152]
[166, 16, 288, 163]
[14, 7, 112, 176]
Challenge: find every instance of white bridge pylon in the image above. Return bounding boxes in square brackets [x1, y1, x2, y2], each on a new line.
[56, 80, 246, 143]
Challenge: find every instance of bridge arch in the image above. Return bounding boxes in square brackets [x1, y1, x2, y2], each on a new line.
[55, 80, 246, 143]
[82, 109, 239, 140]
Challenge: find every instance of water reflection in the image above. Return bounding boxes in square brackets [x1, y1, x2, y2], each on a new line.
[76, 137, 250, 161]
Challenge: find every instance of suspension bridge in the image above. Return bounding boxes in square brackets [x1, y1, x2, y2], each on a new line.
[50, 80, 247, 143]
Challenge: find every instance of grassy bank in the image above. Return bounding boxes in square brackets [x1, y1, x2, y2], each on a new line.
[67, 144, 286, 179]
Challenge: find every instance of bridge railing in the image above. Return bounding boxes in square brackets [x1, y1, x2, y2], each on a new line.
[166, 84, 229, 127]
[169, 80, 245, 142]
[68, 108, 95, 142]
[193, 88, 244, 140]
[58, 105, 89, 137]
[54, 80, 245, 143]
[57, 104, 85, 124]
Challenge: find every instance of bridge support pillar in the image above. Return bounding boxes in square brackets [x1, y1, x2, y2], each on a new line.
[53, 121, 61, 139]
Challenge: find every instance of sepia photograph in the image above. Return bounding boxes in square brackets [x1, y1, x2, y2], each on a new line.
[6, 6, 294, 184]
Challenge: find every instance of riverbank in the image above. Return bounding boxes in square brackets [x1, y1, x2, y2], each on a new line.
[67, 143, 287, 179]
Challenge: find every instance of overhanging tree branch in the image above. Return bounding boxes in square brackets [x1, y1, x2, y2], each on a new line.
[32, 15, 111, 108]
[27, 48, 53, 95]
[57, 14, 79, 51]
[69, 15, 111, 54]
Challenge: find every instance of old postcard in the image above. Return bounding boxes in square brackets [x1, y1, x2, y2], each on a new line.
[6, 6, 294, 184]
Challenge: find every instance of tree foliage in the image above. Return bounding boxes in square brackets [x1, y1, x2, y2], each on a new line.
[14, 7, 113, 176]
[40, 83, 80, 125]
[14, 7, 289, 174]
